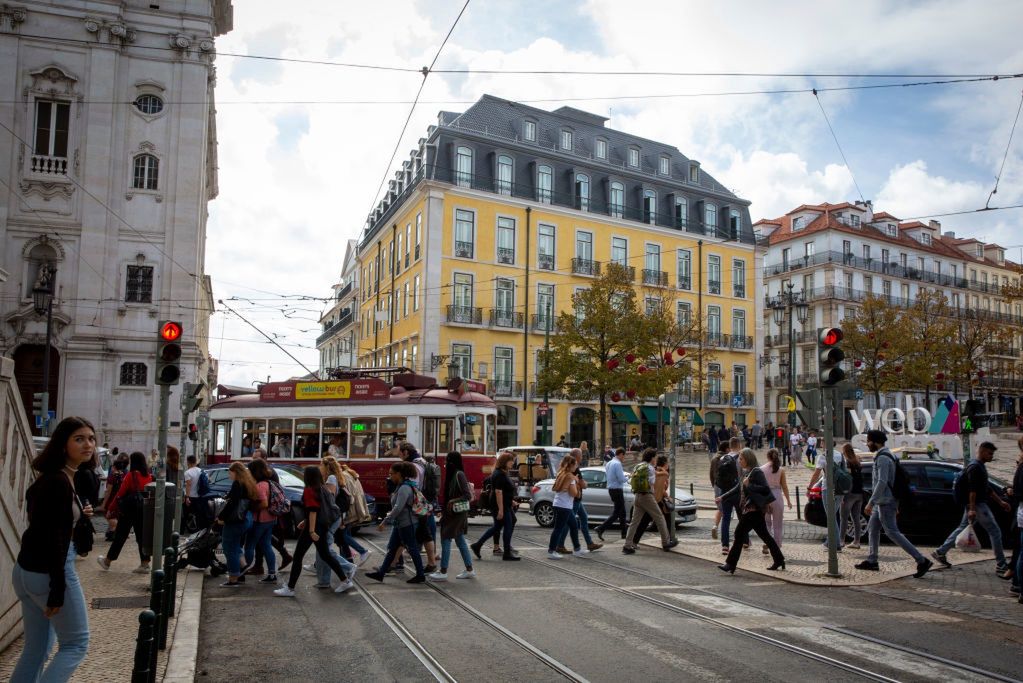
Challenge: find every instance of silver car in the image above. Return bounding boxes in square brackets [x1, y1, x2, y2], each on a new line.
[528, 466, 698, 528]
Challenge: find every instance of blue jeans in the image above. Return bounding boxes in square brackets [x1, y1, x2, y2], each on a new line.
[12, 544, 89, 683]
[866, 503, 924, 564]
[549, 506, 579, 552]
[440, 535, 473, 571]
[244, 520, 277, 576]
[221, 513, 252, 577]
[476, 510, 516, 551]
[572, 499, 594, 545]
[719, 496, 738, 548]
[315, 517, 354, 584]
[821, 493, 845, 549]
[343, 525, 367, 555]
[378, 524, 424, 577]
[936, 502, 1006, 565]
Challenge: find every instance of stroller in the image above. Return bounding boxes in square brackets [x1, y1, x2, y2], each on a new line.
[176, 497, 228, 577]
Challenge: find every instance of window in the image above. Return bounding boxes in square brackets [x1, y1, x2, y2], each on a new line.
[560, 130, 573, 150]
[677, 249, 691, 289]
[805, 242, 815, 258]
[707, 363, 722, 396]
[881, 248, 889, 264]
[643, 189, 656, 224]
[659, 156, 670, 175]
[704, 203, 717, 235]
[134, 94, 164, 115]
[609, 181, 625, 218]
[523, 120, 536, 142]
[451, 344, 472, 379]
[883, 280, 892, 298]
[453, 273, 473, 308]
[497, 217, 515, 264]
[918, 257, 927, 272]
[402, 281, 409, 317]
[595, 138, 607, 160]
[675, 196, 688, 228]
[844, 271, 853, 290]
[862, 244, 871, 261]
[886, 223, 898, 237]
[575, 173, 590, 210]
[538, 224, 555, 270]
[645, 296, 660, 315]
[863, 275, 872, 293]
[119, 362, 147, 386]
[901, 253, 908, 268]
[33, 100, 70, 166]
[413, 274, 420, 311]
[454, 209, 474, 258]
[411, 343, 418, 371]
[901, 283, 910, 300]
[612, 237, 628, 266]
[575, 231, 593, 263]
[132, 154, 159, 190]
[628, 148, 640, 167]
[496, 155, 513, 195]
[729, 210, 741, 239]
[395, 233, 402, 273]
[405, 224, 411, 266]
[536, 164, 553, 203]
[733, 366, 747, 396]
[645, 243, 661, 272]
[349, 419, 378, 459]
[494, 347, 514, 394]
[920, 232, 932, 245]
[125, 265, 154, 303]
[537, 284, 554, 328]
[677, 301, 691, 326]
[455, 146, 473, 187]
[689, 163, 700, 183]
[732, 259, 746, 298]
[732, 310, 746, 339]
[708, 255, 721, 294]
[415, 213, 422, 260]
[495, 278, 515, 315]
[781, 248, 790, 268]
[707, 306, 721, 334]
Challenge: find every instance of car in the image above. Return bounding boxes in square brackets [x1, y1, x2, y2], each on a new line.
[495, 446, 576, 501]
[202, 463, 307, 536]
[804, 458, 1014, 546]
[271, 463, 376, 520]
[528, 466, 698, 528]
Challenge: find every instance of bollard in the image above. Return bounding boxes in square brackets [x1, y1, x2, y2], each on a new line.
[159, 546, 175, 650]
[167, 535, 180, 618]
[689, 482, 694, 495]
[149, 569, 164, 673]
[131, 609, 157, 683]
[795, 487, 802, 521]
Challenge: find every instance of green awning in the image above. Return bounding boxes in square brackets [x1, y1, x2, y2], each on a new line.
[639, 406, 671, 423]
[691, 409, 705, 426]
[610, 405, 639, 423]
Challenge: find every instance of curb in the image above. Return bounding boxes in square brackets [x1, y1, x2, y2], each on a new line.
[162, 569, 204, 682]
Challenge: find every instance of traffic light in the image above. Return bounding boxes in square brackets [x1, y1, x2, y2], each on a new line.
[31, 392, 45, 416]
[156, 320, 183, 385]
[795, 388, 822, 431]
[818, 327, 845, 386]
[188, 423, 198, 441]
[962, 399, 982, 433]
[180, 382, 203, 413]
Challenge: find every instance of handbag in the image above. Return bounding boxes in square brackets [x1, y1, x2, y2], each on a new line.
[658, 497, 676, 514]
[72, 495, 95, 556]
[225, 497, 250, 525]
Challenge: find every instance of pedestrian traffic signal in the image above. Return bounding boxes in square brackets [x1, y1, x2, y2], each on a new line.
[188, 423, 198, 441]
[817, 327, 845, 386]
[31, 392, 45, 416]
[156, 320, 183, 385]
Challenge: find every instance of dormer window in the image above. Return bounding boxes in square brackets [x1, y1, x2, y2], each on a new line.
[792, 216, 805, 231]
[920, 232, 932, 245]
[688, 162, 700, 183]
[976, 244, 983, 257]
[523, 120, 536, 142]
[885, 223, 897, 237]
[595, 138, 607, 160]
[628, 148, 640, 168]
[851, 214, 860, 227]
[560, 129, 573, 151]
[659, 156, 670, 176]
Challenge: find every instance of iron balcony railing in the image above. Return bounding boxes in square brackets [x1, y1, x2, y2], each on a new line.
[708, 280, 721, 295]
[733, 285, 746, 298]
[488, 380, 523, 398]
[454, 240, 474, 258]
[489, 309, 525, 329]
[497, 247, 515, 264]
[642, 269, 669, 287]
[446, 305, 482, 325]
[572, 257, 600, 276]
[538, 253, 555, 271]
[677, 274, 692, 290]
[531, 313, 555, 333]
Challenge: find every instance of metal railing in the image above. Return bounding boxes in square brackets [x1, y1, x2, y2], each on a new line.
[708, 281, 721, 295]
[497, 247, 515, 264]
[454, 240, 474, 259]
[531, 313, 555, 333]
[642, 269, 669, 287]
[571, 257, 600, 276]
[30, 154, 68, 176]
[446, 305, 482, 325]
[489, 309, 525, 329]
[488, 380, 523, 398]
[538, 253, 555, 271]
[316, 312, 353, 346]
[677, 275, 692, 290]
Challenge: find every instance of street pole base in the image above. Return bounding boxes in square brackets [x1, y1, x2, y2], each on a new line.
[825, 571, 843, 578]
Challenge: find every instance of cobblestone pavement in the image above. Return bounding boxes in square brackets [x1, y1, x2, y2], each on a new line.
[0, 524, 184, 682]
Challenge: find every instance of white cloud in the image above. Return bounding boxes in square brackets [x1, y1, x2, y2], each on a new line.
[719, 151, 855, 219]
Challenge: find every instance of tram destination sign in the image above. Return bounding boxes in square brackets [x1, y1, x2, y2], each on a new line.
[259, 379, 391, 402]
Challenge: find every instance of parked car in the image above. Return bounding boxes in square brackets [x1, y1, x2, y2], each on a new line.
[271, 463, 376, 520]
[804, 458, 1014, 546]
[529, 466, 698, 528]
[202, 464, 306, 536]
[494, 446, 575, 502]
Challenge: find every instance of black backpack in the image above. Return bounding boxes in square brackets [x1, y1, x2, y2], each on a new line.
[715, 454, 739, 493]
[335, 485, 352, 518]
[952, 463, 978, 507]
[878, 450, 913, 500]
[422, 461, 442, 502]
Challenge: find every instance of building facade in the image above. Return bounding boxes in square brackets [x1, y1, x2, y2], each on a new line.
[317, 239, 360, 374]
[756, 201, 1023, 427]
[351, 95, 764, 449]
[0, 1, 232, 449]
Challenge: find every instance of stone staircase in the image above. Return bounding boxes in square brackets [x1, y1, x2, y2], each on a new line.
[0, 356, 36, 651]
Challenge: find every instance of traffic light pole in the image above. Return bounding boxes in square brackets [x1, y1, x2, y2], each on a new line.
[668, 391, 678, 542]
[174, 402, 188, 534]
[152, 384, 169, 574]
[822, 385, 841, 578]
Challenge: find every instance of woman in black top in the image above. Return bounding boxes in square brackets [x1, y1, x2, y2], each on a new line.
[470, 452, 520, 561]
[13, 417, 95, 682]
[839, 444, 865, 549]
[428, 452, 476, 581]
[716, 448, 785, 573]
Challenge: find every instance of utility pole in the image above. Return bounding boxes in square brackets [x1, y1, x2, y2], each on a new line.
[543, 299, 552, 447]
[152, 384, 169, 573]
[822, 385, 840, 577]
[668, 391, 678, 542]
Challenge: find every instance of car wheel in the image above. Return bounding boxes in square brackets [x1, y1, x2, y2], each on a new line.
[533, 501, 555, 528]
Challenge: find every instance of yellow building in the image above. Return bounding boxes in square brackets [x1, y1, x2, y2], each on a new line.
[354, 95, 764, 449]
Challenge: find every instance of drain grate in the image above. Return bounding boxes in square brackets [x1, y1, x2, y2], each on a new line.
[91, 596, 151, 610]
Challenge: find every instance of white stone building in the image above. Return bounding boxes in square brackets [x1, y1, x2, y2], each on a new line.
[0, 1, 232, 451]
[317, 239, 360, 376]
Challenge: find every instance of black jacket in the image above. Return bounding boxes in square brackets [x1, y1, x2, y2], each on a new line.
[1011, 460, 1023, 509]
[18, 471, 75, 607]
[723, 467, 775, 511]
[74, 466, 101, 507]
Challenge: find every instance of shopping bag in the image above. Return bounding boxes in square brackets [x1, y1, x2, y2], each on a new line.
[954, 522, 982, 553]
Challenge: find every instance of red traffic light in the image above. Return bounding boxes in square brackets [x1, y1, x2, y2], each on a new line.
[160, 321, 182, 342]
[820, 328, 843, 346]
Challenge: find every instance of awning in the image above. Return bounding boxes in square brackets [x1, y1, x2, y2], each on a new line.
[691, 409, 705, 426]
[610, 405, 639, 423]
[639, 406, 671, 423]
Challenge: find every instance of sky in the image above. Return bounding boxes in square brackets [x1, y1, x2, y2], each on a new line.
[205, 0, 1023, 387]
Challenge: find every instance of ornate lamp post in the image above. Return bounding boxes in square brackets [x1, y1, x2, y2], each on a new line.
[771, 282, 808, 426]
[32, 264, 57, 436]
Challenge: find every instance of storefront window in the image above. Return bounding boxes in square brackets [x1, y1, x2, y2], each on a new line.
[349, 418, 378, 459]
[379, 417, 407, 458]
[268, 419, 293, 457]
[321, 418, 348, 457]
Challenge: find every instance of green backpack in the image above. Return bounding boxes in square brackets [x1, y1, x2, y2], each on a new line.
[630, 464, 651, 494]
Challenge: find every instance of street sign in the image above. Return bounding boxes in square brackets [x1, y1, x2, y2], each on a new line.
[538, 402, 549, 416]
[731, 394, 744, 408]
[854, 389, 864, 400]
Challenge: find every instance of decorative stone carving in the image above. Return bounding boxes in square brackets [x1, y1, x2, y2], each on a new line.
[83, 16, 100, 33]
[169, 33, 191, 51]
[19, 178, 74, 202]
[28, 65, 78, 97]
[19, 235, 65, 261]
[1, 5, 27, 33]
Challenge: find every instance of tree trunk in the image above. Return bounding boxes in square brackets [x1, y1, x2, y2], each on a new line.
[873, 386, 882, 411]
[598, 393, 607, 457]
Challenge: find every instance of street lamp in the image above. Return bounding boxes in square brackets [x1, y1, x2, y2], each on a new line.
[32, 264, 57, 437]
[771, 282, 808, 426]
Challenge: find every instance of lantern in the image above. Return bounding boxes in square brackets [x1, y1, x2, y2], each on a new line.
[611, 392, 621, 402]
[625, 353, 637, 364]
[675, 347, 687, 358]
[626, 389, 637, 399]
[663, 352, 674, 364]
[637, 365, 648, 374]
[607, 359, 619, 371]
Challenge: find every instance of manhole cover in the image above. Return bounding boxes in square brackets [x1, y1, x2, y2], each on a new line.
[91, 596, 151, 610]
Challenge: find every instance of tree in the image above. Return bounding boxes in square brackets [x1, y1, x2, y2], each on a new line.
[902, 289, 957, 410]
[841, 295, 915, 408]
[947, 308, 1012, 399]
[536, 263, 690, 454]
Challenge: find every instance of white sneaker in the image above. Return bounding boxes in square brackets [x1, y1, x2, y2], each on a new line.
[455, 569, 476, 580]
[573, 548, 590, 556]
[334, 580, 354, 594]
[132, 564, 150, 574]
[96, 556, 110, 570]
[548, 551, 563, 560]
[302, 564, 316, 575]
[427, 572, 448, 581]
[273, 586, 296, 597]
[356, 550, 372, 567]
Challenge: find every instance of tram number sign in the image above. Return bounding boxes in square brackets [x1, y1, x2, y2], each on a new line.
[538, 403, 549, 416]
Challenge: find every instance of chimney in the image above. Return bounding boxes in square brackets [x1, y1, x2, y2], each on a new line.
[944, 230, 955, 239]
[928, 219, 941, 232]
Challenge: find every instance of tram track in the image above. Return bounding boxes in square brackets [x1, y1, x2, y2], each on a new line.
[513, 534, 1019, 683]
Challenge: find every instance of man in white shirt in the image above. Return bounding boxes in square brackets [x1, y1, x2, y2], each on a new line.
[808, 447, 845, 550]
[182, 455, 208, 529]
[789, 428, 804, 466]
[271, 436, 292, 459]
[806, 431, 818, 465]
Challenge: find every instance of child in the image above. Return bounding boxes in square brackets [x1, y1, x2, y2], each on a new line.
[364, 462, 427, 583]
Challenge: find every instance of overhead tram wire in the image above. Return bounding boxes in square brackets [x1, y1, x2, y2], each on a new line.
[813, 88, 865, 204]
[987, 88, 1023, 209]
[218, 299, 320, 377]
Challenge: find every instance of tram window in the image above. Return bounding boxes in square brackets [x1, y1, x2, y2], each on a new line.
[295, 418, 320, 458]
[213, 421, 231, 454]
[462, 414, 484, 454]
[423, 419, 436, 456]
[438, 419, 453, 454]
[242, 419, 267, 456]
[268, 419, 293, 458]
[322, 418, 348, 458]
[349, 418, 378, 459]
[486, 414, 496, 454]
[379, 417, 407, 458]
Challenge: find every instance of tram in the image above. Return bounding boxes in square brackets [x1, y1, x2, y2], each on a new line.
[207, 372, 498, 506]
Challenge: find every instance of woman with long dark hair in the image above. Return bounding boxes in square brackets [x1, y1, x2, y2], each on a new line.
[97, 451, 153, 572]
[218, 462, 260, 587]
[428, 452, 476, 581]
[759, 448, 791, 553]
[12, 417, 95, 681]
[99, 453, 129, 541]
[717, 449, 785, 573]
[839, 444, 865, 549]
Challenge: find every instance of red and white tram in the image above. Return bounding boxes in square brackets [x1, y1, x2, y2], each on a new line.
[207, 373, 498, 504]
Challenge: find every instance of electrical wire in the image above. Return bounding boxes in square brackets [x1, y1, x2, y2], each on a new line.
[813, 89, 865, 204]
[986, 89, 1023, 208]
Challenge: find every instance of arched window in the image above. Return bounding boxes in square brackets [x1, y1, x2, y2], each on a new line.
[496, 154, 513, 195]
[455, 146, 473, 187]
[132, 154, 159, 190]
[536, 164, 553, 203]
[575, 173, 589, 210]
[609, 181, 624, 218]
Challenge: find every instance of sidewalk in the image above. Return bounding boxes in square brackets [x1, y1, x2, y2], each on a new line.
[0, 527, 199, 682]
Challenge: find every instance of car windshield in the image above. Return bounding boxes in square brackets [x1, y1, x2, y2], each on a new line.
[276, 469, 304, 489]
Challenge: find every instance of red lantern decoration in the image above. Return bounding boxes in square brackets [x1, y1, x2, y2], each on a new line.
[936, 372, 945, 380]
[625, 353, 637, 364]
[977, 370, 985, 378]
[637, 365, 648, 374]
[626, 389, 637, 399]
[611, 392, 621, 402]
[854, 359, 863, 369]
[606, 359, 619, 371]
[936, 383, 945, 391]
[882, 341, 891, 349]
[663, 351, 674, 364]
[894, 365, 903, 373]
[675, 347, 687, 358]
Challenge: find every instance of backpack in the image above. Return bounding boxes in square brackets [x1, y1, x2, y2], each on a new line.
[952, 463, 979, 507]
[878, 450, 913, 500]
[196, 469, 211, 498]
[266, 480, 290, 517]
[405, 482, 430, 517]
[630, 464, 651, 494]
[478, 474, 494, 511]
[422, 461, 442, 502]
[833, 459, 852, 495]
[335, 485, 352, 518]
[715, 454, 739, 493]
[317, 485, 341, 529]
